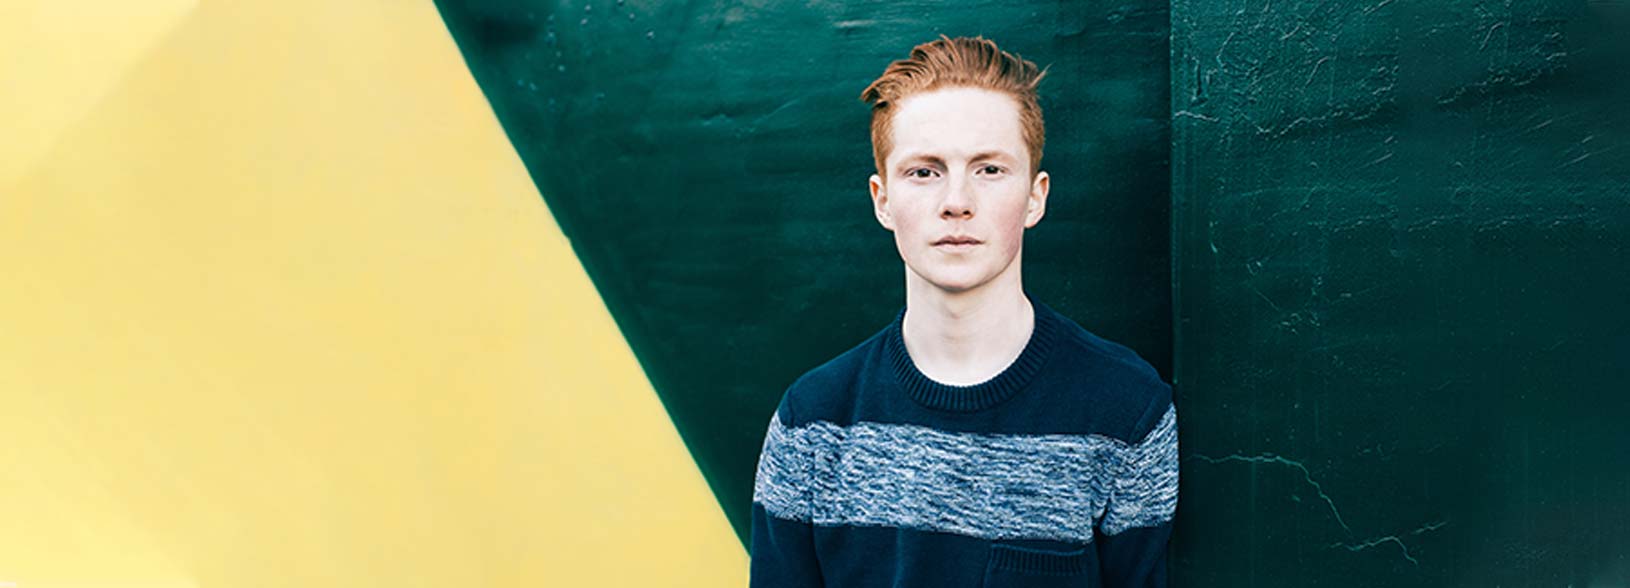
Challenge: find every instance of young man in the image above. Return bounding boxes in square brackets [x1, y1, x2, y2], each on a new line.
[750, 36, 1178, 587]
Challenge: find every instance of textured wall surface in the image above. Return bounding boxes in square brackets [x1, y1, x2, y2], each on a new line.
[1171, 1, 1630, 585]
[434, 0, 1174, 544]
[5, 0, 1626, 585]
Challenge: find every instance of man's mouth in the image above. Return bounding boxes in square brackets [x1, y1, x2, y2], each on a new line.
[934, 237, 983, 247]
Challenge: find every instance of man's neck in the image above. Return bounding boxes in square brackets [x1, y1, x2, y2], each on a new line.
[900, 271, 1034, 387]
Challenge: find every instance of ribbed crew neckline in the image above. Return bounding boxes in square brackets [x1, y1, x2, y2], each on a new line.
[884, 292, 1061, 413]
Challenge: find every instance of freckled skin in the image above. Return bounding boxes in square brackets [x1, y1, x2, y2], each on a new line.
[868, 87, 1050, 295]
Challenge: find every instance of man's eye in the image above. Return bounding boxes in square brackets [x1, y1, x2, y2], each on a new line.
[909, 168, 936, 179]
[979, 165, 1004, 175]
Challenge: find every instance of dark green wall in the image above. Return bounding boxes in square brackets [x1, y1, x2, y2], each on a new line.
[433, 0, 1173, 546]
[434, 0, 1630, 582]
[1171, 1, 1630, 585]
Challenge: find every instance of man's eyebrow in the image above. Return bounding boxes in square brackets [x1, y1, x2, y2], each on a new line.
[895, 151, 1019, 168]
[968, 151, 1018, 164]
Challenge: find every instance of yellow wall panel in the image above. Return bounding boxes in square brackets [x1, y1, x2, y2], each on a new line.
[0, 0, 197, 187]
[0, 1, 745, 586]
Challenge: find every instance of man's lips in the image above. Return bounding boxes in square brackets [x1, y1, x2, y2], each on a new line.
[934, 238, 983, 246]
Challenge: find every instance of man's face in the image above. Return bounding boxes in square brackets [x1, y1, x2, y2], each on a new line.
[869, 86, 1050, 295]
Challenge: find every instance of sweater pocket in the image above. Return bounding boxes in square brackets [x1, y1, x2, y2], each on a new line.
[981, 542, 1097, 588]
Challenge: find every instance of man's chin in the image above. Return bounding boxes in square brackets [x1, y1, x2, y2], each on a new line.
[903, 262, 1010, 295]
[922, 274, 992, 295]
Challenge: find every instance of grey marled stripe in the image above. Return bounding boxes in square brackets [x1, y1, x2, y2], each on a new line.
[1101, 404, 1179, 535]
[753, 406, 1180, 543]
[752, 412, 814, 520]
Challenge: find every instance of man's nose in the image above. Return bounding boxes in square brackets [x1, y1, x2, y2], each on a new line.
[941, 173, 975, 218]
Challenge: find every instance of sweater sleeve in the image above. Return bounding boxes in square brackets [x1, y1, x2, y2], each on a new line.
[749, 401, 824, 588]
[1095, 384, 1180, 588]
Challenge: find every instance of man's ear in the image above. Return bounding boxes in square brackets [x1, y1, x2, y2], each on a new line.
[869, 173, 894, 231]
[1024, 170, 1050, 229]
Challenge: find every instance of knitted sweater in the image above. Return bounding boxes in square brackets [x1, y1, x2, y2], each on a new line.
[749, 295, 1178, 587]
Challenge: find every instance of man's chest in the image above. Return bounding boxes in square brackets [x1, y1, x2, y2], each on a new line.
[795, 418, 1119, 544]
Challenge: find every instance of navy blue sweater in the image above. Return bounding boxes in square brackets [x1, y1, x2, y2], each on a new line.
[750, 295, 1178, 587]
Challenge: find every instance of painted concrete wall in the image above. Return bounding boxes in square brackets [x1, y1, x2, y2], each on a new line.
[1171, 1, 1630, 585]
[4, 0, 1625, 586]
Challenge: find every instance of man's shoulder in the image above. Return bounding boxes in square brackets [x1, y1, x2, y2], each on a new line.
[1050, 310, 1164, 385]
[1041, 302, 1173, 442]
[773, 318, 894, 427]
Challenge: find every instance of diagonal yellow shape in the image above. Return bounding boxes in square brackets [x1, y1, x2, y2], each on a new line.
[0, 1, 746, 586]
[0, 0, 199, 190]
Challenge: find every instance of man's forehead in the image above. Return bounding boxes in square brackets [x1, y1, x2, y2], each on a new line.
[890, 122, 1026, 165]
[887, 87, 1027, 165]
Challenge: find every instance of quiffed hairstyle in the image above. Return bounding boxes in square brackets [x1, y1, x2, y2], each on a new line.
[859, 35, 1049, 179]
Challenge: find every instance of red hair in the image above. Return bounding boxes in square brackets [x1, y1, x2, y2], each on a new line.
[859, 35, 1049, 178]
